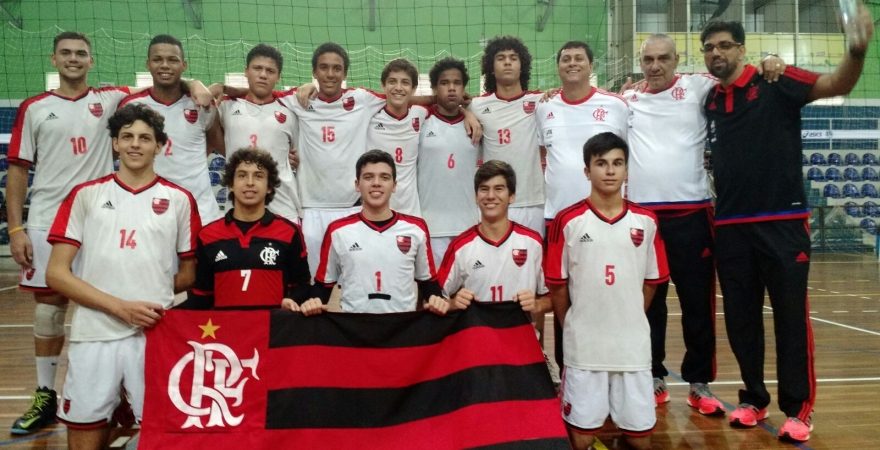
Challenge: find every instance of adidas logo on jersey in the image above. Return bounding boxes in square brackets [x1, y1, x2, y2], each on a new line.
[215, 250, 228, 262]
[306, 104, 315, 112]
[231, 109, 242, 115]
[545, 129, 553, 136]
[101, 200, 115, 210]
[579, 233, 593, 243]
[482, 108, 491, 114]
[349, 242, 362, 252]
[46, 112, 58, 120]
[472, 260, 485, 270]
[374, 123, 385, 130]
[426, 131, 436, 138]
[546, 112, 555, 119]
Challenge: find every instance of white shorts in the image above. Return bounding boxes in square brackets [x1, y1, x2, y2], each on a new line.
[430, 236, 452, 269]
[509, 206, 545, 238]
[560, 367, 655, 436]
[19, 228, 81, 293]
[57, 334, 146, 428]
[302, 206, 361, 277]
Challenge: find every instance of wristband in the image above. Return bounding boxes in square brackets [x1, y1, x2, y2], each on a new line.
[8, 226, 25, 235]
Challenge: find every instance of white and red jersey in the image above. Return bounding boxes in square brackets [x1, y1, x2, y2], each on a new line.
[469, 91, 544, 208]
[536, 87, 630, 219]
[438, 222, 547, 302]
[315, 211, 435, 313]
[48, 174, 200, 342]
[218, 95, 302, 220]
[8, 87, 130, 228]
[417, 109, 480, 237]
[367, 105, 429, 216]
[118, 90, 220, 222]
[625, 74, 715, 211]
[545, 199, 669, 371]
[276, 88, 386, 208]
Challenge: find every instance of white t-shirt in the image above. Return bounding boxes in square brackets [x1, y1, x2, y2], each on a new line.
[315, 212, 434, 313]
[438, 222, 547, 302]
[218, 95, 302, 220]
[276, 88, 386, 208]
[367, 105, 429, 216]
[536, 87, 631, 219]
[119, 90, 220, 222]
[417, 109, 480, 237]
[9, 87, 130, 228]
[469, 91, 544, 208]
[625, 74, 715, 210]
[545, 200, 669, 371]
[48, 174, 199, 342]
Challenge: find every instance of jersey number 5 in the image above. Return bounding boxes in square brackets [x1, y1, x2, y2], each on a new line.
[605, 265, 615, 285]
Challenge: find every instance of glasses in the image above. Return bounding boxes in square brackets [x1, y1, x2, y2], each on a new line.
[701, 41, 742, 53]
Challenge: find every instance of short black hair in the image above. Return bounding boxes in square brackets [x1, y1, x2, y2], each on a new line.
[474, 160, 516, 195]
[108, 103, 168, 146]
[356, 149, 396, 181]
[53, 31, 91, 52]
[247, 43, 283, 73]
[148, 34, 185, 59]
[700, 20, 746, 45]
[429, 57, 469, 88]
[381, 58, 419, 89]
[312, 42, 349, 73]
[223, 148, 281, 205]
[481, 35, 532, 93]
[556, 40, 594, 64]
[583, 132, 628, 166]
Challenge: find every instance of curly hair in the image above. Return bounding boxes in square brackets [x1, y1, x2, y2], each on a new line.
[108, 103, 168, 146]
[481, 35, 532, 93]
[429, 57, 469, 88]
[223, 148, 281, 205]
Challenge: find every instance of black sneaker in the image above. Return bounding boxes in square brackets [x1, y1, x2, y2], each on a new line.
[10, 387, 57, 435]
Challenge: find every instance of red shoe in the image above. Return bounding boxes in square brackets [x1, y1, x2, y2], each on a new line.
[778, 416, 813, 442]
[654, 378, 670, 406]
[686, 383, 725, 416]
[729, 403, 768, 427]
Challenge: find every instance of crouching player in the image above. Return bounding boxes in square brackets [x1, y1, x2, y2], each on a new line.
[545, 132, 669, 450]
[45, 103, 200, 450]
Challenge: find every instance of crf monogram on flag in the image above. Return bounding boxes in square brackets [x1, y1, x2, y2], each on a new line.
[140, 303, 568, 449]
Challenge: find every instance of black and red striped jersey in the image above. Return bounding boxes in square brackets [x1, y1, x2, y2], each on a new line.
[185, 210, 311, 309]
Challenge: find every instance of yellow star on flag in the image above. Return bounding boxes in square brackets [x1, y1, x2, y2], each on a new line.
[198, 319, 220, 339]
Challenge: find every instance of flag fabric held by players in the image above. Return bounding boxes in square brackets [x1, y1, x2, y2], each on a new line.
[140, 303, 568, 449]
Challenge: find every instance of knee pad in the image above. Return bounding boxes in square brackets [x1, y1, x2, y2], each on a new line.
[34, 303, 67, 338]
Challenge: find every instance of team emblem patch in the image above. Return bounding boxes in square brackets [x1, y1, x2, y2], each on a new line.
[512, 249, 527, 267]
[563, 401, 572, 416]
[24, 268, 35, 281]
[522, 101, 536, 114]
[63, 398, 71, 414]
[396, 235, 412, 254]
[671, 87, 686, 101]
[183, 108, 198, 124]
[411, 117, 420, 132]
[342, 96, 355, 111]
[630, 228, 645, 247]
[746, 85, 759, 102]
[88, 103, 104, 117]
[152, 198, 170, 215]
[274, 111, 287, 123]
[592, 107, 608, 122]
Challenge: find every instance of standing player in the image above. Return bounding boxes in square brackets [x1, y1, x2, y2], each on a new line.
[212, 44, 302, 222]
[470, 36, 545, 235]
[439, 159, 549, 312]
[274, 43, 386, 274]
[366, 58, 428, 216]
[119, 34, 222, 223]
[181, 147, 319, 311]
[46, 103, 199, 449]
[418, 58, 480, 265]
[701, 11, 872, 441]
[537, 41, 630, 221]
[310, 150, 448, 315]
[545, 132, 668, 450]
[5, 32, 134, 435]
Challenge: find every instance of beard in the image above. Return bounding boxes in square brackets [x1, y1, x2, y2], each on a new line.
[708, 58, 737, 80]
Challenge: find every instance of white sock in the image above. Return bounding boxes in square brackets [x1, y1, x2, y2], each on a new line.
[35, 356, 59, 390]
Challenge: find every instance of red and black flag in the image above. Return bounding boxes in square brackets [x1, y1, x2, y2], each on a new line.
[140, 303, 568, 449]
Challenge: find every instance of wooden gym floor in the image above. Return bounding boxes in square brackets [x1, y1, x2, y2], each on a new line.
[0, 253, 877, 449]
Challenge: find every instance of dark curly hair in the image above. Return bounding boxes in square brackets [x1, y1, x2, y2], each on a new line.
[481, 35, 532, 93]
[108, 103, 168, 146]
[223, 148, 281, 205]
[429, 57, 469, 88]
